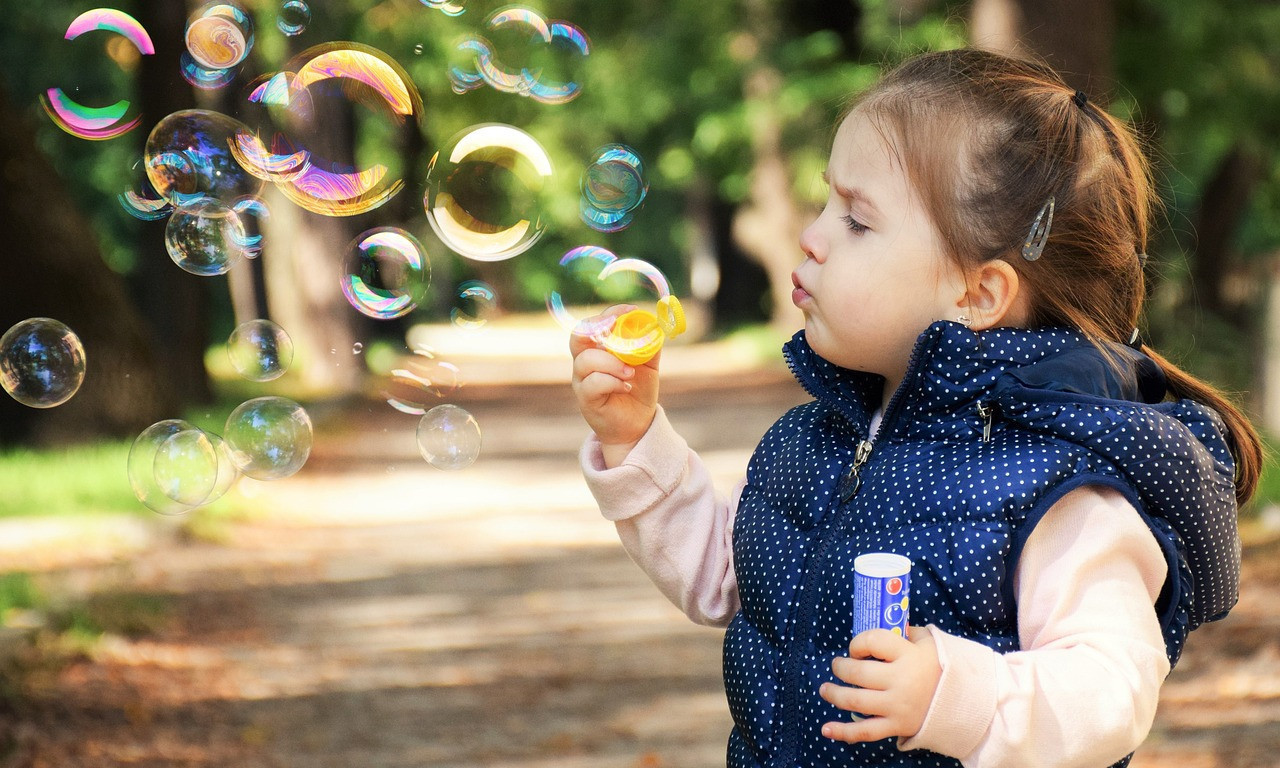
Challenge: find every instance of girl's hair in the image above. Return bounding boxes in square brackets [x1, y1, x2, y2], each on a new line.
[850, 47, 1262, 506]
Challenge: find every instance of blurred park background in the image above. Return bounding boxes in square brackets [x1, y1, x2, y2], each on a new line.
[1, 0, 1279, 765]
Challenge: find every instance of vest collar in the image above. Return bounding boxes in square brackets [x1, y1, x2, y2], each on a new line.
[782, 321, 1168, 440]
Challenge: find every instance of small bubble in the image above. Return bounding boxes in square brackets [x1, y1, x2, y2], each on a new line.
[352, 342, 364, 354]
[414, 43, 424, 55]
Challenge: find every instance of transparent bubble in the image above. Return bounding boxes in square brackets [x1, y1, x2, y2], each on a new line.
[384, 346, 461, 414]
[0, 318, 87, 409]
[129, 420, 202, 515]
[416, 404, 481, 470]
[185, 3, 254, 71]
[277, 1, 311, 36]
[164, 199, 247, 276]
[224, 396, 313, 480]
[414, 44, 424, 55]
[450, 280, 497, 329]
[581, 144, 647, 232]
[201, 431, 242, 505]
[227, 319, 293, 381]
[231, 196, 269, 258]
[251, 43, 423, 217]
[153, 428, 218, 506]
[547, 249, 680, 362]
[340, 228, 431, 320]
[421, 0, 465, 16]
[352, 342, 364, 354]
[424, 123, 552, 262]
[145, 109, 266, 206]
[40, 9, 154, 141]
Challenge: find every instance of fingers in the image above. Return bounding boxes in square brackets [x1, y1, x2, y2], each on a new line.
[830, 656, 893, 691]
[848, 629, 910, 663]
[820, 715, 898, 745]
[572, 347, 635, 388]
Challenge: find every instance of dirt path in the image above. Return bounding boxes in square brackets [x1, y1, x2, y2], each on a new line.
[3, 370, 1279, 767]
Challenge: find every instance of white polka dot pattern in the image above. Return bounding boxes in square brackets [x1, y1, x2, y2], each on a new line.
[721, 321, 1239, 768]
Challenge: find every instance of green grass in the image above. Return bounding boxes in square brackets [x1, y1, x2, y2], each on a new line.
[0, 441, 137, 518]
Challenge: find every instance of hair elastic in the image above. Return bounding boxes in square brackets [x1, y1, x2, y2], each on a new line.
[1021, 197, 1055, 261]
[1072, 90, 1088, 108]
[1128, 327, 1142, 349]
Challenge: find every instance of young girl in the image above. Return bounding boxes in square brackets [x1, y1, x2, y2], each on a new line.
[571, 48, 1261, 768]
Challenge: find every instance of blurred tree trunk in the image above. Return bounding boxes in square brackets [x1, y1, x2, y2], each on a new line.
[133, 1, 212, 408]
[970, 0, 1114, 93]
[731, 0, 806, 333]
[0, 84, 170, 446]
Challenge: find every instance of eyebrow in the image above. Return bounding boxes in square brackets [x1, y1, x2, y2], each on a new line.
[821, 170, 883, 220]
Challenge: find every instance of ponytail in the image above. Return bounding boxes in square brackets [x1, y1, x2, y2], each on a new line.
[1140, 344, 1264, 507]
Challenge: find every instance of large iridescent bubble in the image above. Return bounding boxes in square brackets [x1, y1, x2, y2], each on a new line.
[449, 7, 589, 104]
[0, 318, 86, 409]
[424, 123, 552, 262]
[145, 109, 266, 207]
[40, 9, 154, 140]
[235, 43, 423, 217]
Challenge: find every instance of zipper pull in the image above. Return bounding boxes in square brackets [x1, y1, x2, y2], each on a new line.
[976, 401, 994, 443]
[838, 439, 874, 501]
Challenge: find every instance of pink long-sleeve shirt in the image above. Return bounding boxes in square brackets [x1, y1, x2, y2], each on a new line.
[582, 406, 1172, 768]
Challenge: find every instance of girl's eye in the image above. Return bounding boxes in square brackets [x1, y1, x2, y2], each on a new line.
[840, 214, 868, 235]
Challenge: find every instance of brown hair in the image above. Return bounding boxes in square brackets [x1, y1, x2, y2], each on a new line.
[849, 48, 1261, 506]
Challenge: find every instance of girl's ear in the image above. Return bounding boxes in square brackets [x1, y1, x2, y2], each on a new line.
[962, 259, 1027, 330]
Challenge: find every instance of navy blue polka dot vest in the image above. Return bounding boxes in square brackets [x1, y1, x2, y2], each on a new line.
[725, 322, 1239, 768]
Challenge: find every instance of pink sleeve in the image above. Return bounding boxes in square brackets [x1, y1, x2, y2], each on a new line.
[581, 405, 742, 627]
[899, 485, 1172, 767]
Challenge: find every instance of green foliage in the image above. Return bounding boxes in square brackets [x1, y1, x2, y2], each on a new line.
[0, 573, 40, 617]
[0, 442, 137, 518]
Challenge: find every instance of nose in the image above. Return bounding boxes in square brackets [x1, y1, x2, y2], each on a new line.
[799, 218, 824, 263]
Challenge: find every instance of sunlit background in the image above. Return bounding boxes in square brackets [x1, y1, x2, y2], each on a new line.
[0, 0, 1278, 765]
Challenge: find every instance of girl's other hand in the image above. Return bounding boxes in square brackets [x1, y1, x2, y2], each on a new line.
[818, 626, 942, 744]
[570, 305, 660, 467]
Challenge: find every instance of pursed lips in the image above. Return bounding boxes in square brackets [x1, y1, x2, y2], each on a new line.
[791, 271, 812, 307]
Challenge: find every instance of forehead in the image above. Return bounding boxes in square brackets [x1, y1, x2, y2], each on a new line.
[828, 109, 908, 195]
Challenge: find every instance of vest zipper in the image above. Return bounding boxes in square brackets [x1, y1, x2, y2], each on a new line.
[838, 439, 874, 501]
[976, 400, 994, 442]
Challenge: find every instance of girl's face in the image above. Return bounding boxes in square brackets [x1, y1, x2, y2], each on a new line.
[793, 109, 967, 391]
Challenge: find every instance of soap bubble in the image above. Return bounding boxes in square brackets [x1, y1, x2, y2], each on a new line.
[164, 199, 247, 276]
[185, 3, 254, 71]
[0, 318, 87, 409]
[424, 123, 552, 262]
[129, 420, 204, 515]
[153, 428, 218, 506]
[421, 0, 465, 16]
[581, 144, 647, 232]
[340, 228, 431, 320]
[546, 245, 620, 336]
[40, 9, 154, 141]
[224, 396, 313, 480]
[250, 43, 422, 217]
[450, 280, 497, 329]
[227, 320, 293, 381]
[384, 346, 461, 414]
[416, 404, 481, 470]
[277, 1, 311, 36]
[145, 109, 266, 206]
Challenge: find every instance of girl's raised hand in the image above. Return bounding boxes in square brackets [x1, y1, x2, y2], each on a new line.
[817, 626, 942, 744]
[570, 305, 660, 467]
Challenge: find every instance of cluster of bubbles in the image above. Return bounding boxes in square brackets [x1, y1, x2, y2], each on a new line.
[448, 7, 589, 105]
[34, 2, 679, 490]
